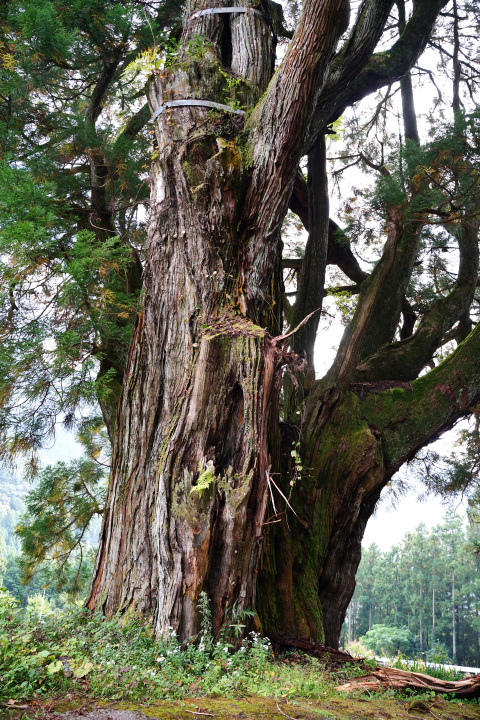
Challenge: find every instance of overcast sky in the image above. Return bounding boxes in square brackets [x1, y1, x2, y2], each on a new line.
[363, 485, 466, 551]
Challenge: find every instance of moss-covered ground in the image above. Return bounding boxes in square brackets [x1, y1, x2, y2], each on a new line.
[2, 692, 480, 720]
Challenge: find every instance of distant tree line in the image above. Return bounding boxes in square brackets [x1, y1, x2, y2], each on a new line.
[1, 552, 94, 608]
[342, 514, 480, 668]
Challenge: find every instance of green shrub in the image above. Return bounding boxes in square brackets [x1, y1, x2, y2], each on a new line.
[389, 653, 464, 681]
[425, 643, 452, 665]
[345, 640, 375, 659]
[361, 624, 414, 656]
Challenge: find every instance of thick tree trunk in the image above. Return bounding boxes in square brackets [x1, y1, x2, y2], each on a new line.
[87, 0, 480, 648]
[87, 3, 283, 636]
[87, 0, 356, 643]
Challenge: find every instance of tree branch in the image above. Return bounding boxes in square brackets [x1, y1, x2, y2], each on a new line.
[244, 0, 350, 236]
[328, 212, 422, 384]
[355, 217, 480, 382]
[289, 173, 368, 284]
[397, 0, 420, 144]
[311, 0, 449, 139]
[289, 136, 330, 370]
[320, 0, 395, 109]
[114, 103, 151, 145]
[360, 317, 480, 473]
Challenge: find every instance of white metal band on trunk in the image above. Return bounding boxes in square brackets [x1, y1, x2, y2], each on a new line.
[150, 99, 246, 123]
[188, 7, 266, 21]
[187, 6, 275, 37]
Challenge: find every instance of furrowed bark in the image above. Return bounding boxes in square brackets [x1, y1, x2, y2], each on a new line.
[320, 0, 395, 105]
[88, 0, 350, 638]
[88, 6, 278, 628]
[283, 313, 480, 646]
[242, 0, 350, 317]
[258, 367, 387, 644]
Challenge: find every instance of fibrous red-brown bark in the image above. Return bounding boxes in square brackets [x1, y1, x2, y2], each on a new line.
[88, 0, 480, 647]
[88, 0, 350, 637]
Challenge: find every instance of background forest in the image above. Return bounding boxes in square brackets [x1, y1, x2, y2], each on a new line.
[345, 514, 480, 667]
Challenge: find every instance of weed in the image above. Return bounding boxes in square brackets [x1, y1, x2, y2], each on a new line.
[190, 461, 217, 498]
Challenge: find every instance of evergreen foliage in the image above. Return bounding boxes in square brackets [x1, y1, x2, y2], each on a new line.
[2, 551, 94, 606]
[14, 416, 107, 594]
[0, 0, 182, 589]
[0, 0, 182, 468]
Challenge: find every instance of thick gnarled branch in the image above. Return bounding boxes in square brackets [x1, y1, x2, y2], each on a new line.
[355, 217, 480, 382]
[360, 318, 480, 472]
[328, 213, 421, 384]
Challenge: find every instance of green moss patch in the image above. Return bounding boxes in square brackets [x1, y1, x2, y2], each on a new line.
[6, 693, 480, 720]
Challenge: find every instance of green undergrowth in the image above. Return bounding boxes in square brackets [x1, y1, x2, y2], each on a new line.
[0, 590, 352, 704]
[1, 590, 478, 720]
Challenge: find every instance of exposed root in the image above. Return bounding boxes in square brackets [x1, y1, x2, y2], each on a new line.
[269, 635, 365, 669]
[336, 665, 480, 700]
